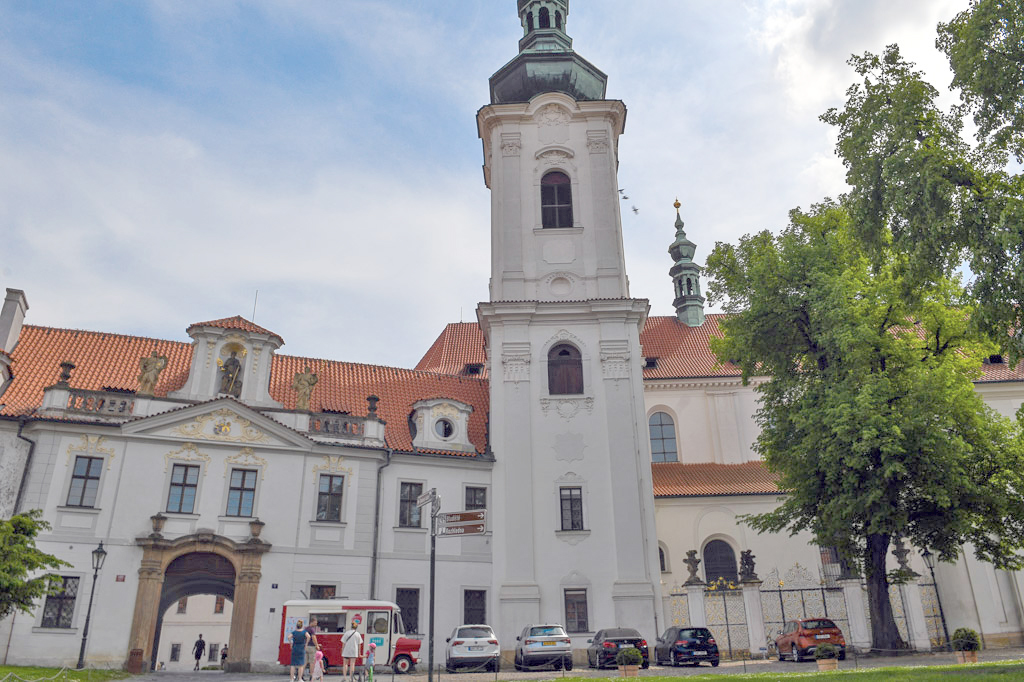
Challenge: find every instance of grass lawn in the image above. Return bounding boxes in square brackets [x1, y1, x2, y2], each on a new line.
[0, 667, 130, 682]
[537, 660, 1024, 680]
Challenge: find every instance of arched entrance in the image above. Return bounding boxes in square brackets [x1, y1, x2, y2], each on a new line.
[151, 553, 236, 671]
[126, 529, 270, 672]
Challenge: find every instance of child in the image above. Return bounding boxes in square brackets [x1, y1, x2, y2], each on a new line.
[311, 650, 325, 682]
[365, 643, 376, 682]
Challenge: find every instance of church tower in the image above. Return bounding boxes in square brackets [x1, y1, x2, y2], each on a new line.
[477, 1, 664, 652]
[668, 200, 705, 327]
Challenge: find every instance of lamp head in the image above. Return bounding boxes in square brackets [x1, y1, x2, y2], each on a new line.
[92, 541, 107, 571]
[920, 548, 935, 570]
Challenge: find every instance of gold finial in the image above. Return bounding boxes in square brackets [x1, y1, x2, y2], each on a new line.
[673, 198, 681, 210]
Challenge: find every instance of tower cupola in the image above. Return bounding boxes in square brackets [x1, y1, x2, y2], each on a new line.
[668, 200, 705, 327]
[490, 0, 607, 104]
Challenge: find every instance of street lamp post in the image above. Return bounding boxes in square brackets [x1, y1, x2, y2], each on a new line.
[921, 549, 951, 651]
[76, 541, 108, 669]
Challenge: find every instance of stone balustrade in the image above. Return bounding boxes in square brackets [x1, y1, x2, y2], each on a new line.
[309, 413, 366, 437]
[66, 388, 135, 417]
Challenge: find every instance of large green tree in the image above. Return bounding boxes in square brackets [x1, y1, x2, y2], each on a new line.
[0, 510, 70, 620]
[823, 0, 1024, 360]
[704, 201, 1024, 651]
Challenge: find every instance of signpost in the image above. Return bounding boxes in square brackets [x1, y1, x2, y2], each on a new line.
[423, 497, 487, 682]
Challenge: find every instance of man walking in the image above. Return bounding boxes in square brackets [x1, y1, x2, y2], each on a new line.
[193, 634, 206, 671]
[303, 618, 321, 681]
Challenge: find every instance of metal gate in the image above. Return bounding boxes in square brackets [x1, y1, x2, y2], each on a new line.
[704, 588, 748, 658]
[919, 580, 947, 648]
[663, 589, 690, 628]
[760, 565, 850, 648]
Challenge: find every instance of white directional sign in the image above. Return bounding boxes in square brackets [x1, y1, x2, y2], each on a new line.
[417, 488, 436, 508]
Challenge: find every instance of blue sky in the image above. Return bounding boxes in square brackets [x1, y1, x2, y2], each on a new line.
[0, 0, 968, 368]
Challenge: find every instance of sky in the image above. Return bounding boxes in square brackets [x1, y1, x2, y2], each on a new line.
[0, 0, 971, 369]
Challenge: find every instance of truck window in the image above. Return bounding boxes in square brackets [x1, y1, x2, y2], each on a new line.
[368, 611, 389, 634]
[313, 613, 345, 633]
[394, 612, 405, 635]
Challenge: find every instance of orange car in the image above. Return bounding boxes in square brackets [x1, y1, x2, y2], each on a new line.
[774, 618, 846, 662]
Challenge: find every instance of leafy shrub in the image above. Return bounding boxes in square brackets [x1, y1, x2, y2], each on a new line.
[615, 647, 643, 666]
[952, 627, 980, 651]
[814, 643, 839, 659]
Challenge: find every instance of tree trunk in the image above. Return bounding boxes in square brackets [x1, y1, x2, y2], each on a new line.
[865, 533, 905, 652]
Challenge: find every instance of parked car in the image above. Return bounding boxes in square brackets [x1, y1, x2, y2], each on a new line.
[586, 628, 649, 669]
[774, 618, 846, 662]
[445, 624, 500, 673]
[653, 626, 720, 667]
[514, 624, 573, 671]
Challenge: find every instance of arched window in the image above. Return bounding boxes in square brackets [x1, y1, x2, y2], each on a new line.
[548, 344, 583, 395]
[703, 540, 738, 584]
[659, 547, 667, 572]
[555, 11, 563, 29]
[539, 7, 551, 28]
[541, 171, 573, 228]
[526, 12, 534, 32]
[649, 412, 678, 462]
[686, 277, 693, 295]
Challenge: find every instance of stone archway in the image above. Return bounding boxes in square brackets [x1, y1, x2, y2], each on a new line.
[126, 529, 270, 672]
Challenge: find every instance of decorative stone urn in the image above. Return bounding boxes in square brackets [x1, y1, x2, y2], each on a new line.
[248, 518, 266, 539]
[150, 513, 167, 537]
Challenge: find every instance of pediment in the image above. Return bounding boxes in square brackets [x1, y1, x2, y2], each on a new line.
[122, 398, 312, 449]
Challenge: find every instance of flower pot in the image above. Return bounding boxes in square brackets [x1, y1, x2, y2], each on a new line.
[618, 664, 640, 677]
[816, 658, 838, 671]
[955, 650, 978, 663]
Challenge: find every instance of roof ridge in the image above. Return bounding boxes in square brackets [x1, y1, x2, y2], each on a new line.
[22, 324, 192, 346]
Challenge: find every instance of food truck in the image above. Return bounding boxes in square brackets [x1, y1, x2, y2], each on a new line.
[278, 599, 421, 673]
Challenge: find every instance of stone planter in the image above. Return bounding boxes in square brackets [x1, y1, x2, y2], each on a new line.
[955, 651, 978, 664]
[816, 658, 838, 671]
[150, 513, 167, 536]
[248, 518, 265, 539]
[617, 664, 639, 677]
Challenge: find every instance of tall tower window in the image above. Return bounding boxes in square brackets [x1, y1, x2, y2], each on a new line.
[526, 11, 534, 31]
[548, 344, 583, 394]
[703, 540, 738, 584]
[555, 11, 562, 29]
[539, 7, 551, 28]
[541, 171, 573, 228]
[649, 412, 678, 462]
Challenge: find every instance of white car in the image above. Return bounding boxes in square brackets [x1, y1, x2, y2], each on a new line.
[514, 624, 573, 671]
[445, 624, 500, 673]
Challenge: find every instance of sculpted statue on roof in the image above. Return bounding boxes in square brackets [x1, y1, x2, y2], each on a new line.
[292, 366, 318, 411]
[137, 351, 168, 396]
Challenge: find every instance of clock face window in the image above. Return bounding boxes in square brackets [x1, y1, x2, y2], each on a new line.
[435, 419, 455, 439]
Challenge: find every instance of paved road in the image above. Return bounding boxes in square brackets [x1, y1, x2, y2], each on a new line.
[135, 647, 1024, 681]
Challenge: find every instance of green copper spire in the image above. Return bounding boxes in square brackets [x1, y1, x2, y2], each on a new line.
[489, 0, 607, 104]
[668, 199, 705, 327]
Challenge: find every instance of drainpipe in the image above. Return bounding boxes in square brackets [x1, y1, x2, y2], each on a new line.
[370, 443, 393, 600]
[14, 416, 36, 514]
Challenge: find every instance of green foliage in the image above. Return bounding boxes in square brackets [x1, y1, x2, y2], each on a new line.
[0, 510, 70, 620]
[705, 202, 1024, 647]
[615, 647, 643, 666]
[952, 627, 981, 651]
[823, 39, 1024, 362]
[814, 643, 839, 660]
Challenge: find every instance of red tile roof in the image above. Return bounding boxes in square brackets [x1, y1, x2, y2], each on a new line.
[187, 316, 284, 344]
[640, 314, 741, 379]
[652, 461, 782, 497]
[1, 325, 488, 455]
[415, 323, 487, 377]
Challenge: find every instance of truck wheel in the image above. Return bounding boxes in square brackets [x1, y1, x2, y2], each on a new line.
[392, 655, 412, 674]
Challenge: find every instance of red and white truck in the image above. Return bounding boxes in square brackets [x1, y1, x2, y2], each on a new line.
[277, 599, 421, 673]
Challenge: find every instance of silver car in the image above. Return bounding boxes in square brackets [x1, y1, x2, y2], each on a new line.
[514, 624, 573, 671]
[445, 624, 500, 673]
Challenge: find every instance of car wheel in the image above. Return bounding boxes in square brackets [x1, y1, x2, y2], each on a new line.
[445, 663, 456, 674]
[792, 646, 802, 663]
[711, 660, 719, 668]
[491, 658, 501, 673]
[563, 657, 573, 671]
[514, 654, 523, 672]
[672, 653, 680, 667]
[553, 657, 563, 671]
[392, 655, 413, 674]
[641, 661, 649, 669]
[839, 650, 846, 661]
[777, 646, 784, 661]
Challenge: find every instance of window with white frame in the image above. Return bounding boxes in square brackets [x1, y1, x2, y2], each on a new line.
[564, 588, 588, 633]
[395, 588, 420, 634]
[465, 486, 486, 511]
[464, 589, 486, 624]
[67, 456, 102, 507]
[648, 412, 678, 462]
[167, 464, 200, 513]
[559, 487, 584, 531]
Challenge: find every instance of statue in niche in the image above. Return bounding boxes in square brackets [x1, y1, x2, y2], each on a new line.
[137, 350, 168, 396]
[292, 366, 318, 411]
[683, 550, 704, 585]
[739, 550, 759, 582]
[218, 351, 243, 397]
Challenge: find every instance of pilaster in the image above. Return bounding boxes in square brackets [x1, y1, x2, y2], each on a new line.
[686, 584, 706, 627]
[741, 581, 767, 656]
[839, 578, 870, 651]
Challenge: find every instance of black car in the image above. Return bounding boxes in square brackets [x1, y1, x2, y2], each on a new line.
[654, 626, 720, 667]
[586, 628, 650, 669]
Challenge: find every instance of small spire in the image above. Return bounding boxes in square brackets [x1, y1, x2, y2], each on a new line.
[673, 198, 686, 233]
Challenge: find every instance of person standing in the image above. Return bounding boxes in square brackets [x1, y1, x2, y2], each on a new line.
[340, 620, 363, 682]
[289, 620, 311, 682]
[220, 645, 228, 669]
[302, 618, 321, 681]
[192, 634, 206, 671]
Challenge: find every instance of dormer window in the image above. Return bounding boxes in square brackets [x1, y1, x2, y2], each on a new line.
[541, 171, 573, 228]
[644, 357, 658, 370]
[434, 418, 454, 439]
[410, 399, 475, 453]
[539, 7, 550, 28]
[463, 363, 484, 376]
[985, 354, 1005, 364]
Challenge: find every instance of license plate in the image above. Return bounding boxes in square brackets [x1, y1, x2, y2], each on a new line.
[693, 651, 707, 656]
[816, 635, 830, 640]
[468, 646, 483, 651]
[542, 641, 556, 646]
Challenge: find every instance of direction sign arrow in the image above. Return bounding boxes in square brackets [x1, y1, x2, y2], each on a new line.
[438, 510, 486, 524]
[437, 523, 486, 537]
